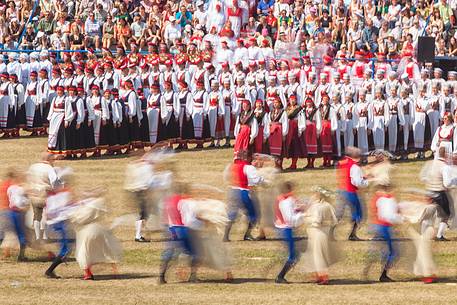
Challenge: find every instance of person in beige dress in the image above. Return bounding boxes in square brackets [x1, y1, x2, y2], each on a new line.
[300, 186, 338, 285]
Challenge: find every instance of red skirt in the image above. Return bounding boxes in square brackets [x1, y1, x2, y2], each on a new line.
[216, 116, 225, 139]
[305, 120, 318, 155]
[234, 124, 250, 154]
[254, 125, 264, 153]
[269, 122, 283, 157]
[321, 119, 333, 154]
[286, 119, 306, 158]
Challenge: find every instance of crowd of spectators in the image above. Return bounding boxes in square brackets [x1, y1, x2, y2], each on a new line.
[0, 0, 454, 61]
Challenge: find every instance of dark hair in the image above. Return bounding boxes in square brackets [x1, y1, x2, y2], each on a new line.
[281, 181, 294, 193]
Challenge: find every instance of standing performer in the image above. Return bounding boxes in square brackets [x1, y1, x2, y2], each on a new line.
[88, 86, 104, 157]
[274, 181, 305, 284]
[335, 147, 369, 241]
[176, 81, 193, 149]
[11, 74, 26, 136]
[343, 93, 355, 149]
[369, 88, 388, 151]
[25, 71, 42, 135]
[430, 112, 456, 158]
[234, 99, 258, 159]
[414, 86, 429, 159]
[319, 93, 334, 167]
[386, 87, 404, 156]
[353, 90, 371, 160]
[399, 88, 414, 160]
[302, 97, 320, 169]
[123, 80, 142, 149]
[206, 81, 225, 147]
[331, 92, 346, 159]
[160, 80, 179, 143]
[268, 97, 288, 169]
[147, 83, 162, 145]
[253, 99, 270, 154]
[223, 151, 264, 242]
[284, 95, 306, 170]
[191, 81, 209, 148]
[222, 78, 237, 147]
[428, 84, 441, 147]
[47, 86, 74, 154]
[38, 69, 50, 133]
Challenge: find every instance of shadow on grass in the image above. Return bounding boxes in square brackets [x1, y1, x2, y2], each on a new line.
[67, 273, 156, 281]
[195, 277, 272, 284]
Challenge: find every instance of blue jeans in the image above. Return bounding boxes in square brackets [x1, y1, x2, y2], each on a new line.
[52, 221, 70, 258]
[278, 228, 296, 263]
[162, 226, 194, 261]
[375, 224, 396, 267]
[228, 189, 257, 223]
[9, 210, 26, 246]
[337, 191, 363, 223]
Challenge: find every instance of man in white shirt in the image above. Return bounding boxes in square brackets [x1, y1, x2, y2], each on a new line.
[163, 17, 182, 47]
[84, 12, 101, 50]
[193, 0, 207, 29]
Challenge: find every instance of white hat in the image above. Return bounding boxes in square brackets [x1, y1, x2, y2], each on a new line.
[169, 16, 176, 22]
[287, 72, 296, 79]
[359, 88, 367, 95]
[320, 73, 327, 79]
[389, 71, 397, 77]
[434, 68, 443, 73]
[256, 74, 264, 82]
[420, 68, 429, 74]
[333, 72, 340, 78]
[223, 77, 231, 84]
[365, 69, 373, 75]
[19, 53, 28, 60]
[278, 75, 286, 81]
[343, 73, 350, 79]
[401, 73, 409, 79]
[211, 80, 219, 87]
[196, 0, 204, 6]
[30, 52, 39, 60]
[236, 74, 245, 81]
[268, 75, 276, 82]
[40, 50, 49, 57]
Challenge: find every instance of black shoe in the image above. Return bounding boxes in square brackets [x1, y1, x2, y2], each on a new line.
[17, 256, 28, 262]
[45, 271, 61, 279]
[435, 236, 450, 242]
[255, 236, 267, 241]
[275, 277, 289, 284]
[379, 275, 394, 282]
[158, 276, 167, 284]
[222, 237, 230, 242]
[348, 235, 362, 241]
[135, 237, 150, 242]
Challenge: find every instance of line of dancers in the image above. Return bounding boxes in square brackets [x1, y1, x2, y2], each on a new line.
[2, 146, 457, 284]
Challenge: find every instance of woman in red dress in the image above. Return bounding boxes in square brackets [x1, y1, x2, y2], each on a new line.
[269, 97, 289, 169]
[303, 96, 321, 169]
[319, 92, 333, 167]
[234, 99, 258, 159]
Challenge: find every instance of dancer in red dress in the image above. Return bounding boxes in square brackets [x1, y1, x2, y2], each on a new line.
[302, 97, 321, 169]
[234, 99, 258, 159]
[269, 97, 289, 169]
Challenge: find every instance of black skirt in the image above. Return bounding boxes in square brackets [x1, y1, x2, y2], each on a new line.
[128, 115, 141, 144]
[15, 104, 26, 128]
[32, 106, 43, 128]
[6, 108, 16, 129]
[64, 119, 77, 152]
[202, 115, 211, 139]
[83, 117, 96, 150]
[99, 119, 112, 148]
[42, 102, 50, 126]
[181, 114, 194, 140]
[52, 122, 67, 153]
[163, 113, 179, 140]
[140, 111, 150, 144]
[118, 115, 130, 146]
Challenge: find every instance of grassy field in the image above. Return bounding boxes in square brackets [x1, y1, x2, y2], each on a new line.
[1, 136, 457, 305]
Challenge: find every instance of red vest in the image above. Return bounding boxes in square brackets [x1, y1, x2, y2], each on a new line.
[232, 161, 249, 189]
[165, 194, 186, 226]
[370, 192, 393, 226]
[274, 193, 293, 227]
[0, 180, 12, 210]
[337, 157, 358, 193]
[406, 63, 414, 79]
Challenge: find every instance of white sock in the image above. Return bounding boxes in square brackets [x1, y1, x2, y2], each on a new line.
[421, 221, 429, 235]
[437, 222, 447, 238]
[33, 220, 41, 240]
[135, 220, 143, 239]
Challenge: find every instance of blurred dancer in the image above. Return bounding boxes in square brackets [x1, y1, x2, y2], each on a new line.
[301, 186, 338, 285]
[71, 190, 122, 280]
[27, 153, 58, 241]
[274, 181, 305, 284]
[223, 151, 264, 242]
[2, 168, 29, 261]
[365, 174, 402, 282]
[45, 168, 74, 278]
[335, 147, 369, 241]
[420, 147, 457, 241]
